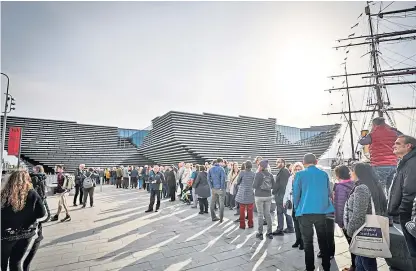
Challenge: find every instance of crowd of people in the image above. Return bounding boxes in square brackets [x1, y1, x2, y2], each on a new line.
[1, 116, 416, 271]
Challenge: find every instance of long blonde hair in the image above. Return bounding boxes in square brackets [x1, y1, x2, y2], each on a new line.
[291, 162, 304, 176]
[1, 170, 33, 212]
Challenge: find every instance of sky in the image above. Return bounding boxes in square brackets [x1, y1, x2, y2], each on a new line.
[1, 1, 416, 158]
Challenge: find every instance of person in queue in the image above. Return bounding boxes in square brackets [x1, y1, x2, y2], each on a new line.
[145, 165, 164, 212]
[194, 165, 210, 214]
[73, 164, 85, 206]
[1, 170, 46, 271]
[388, 135, 416, 268]
[253, 160, 275, 240]
[235, 161, 255, 229]
[293, 153, 334, 271]
[344, 163, 387, 270]
[208, 158, 226, 223]
[283, 162, 304, 250]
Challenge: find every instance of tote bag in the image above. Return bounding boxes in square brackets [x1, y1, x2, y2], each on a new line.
[349, 197, 392, 258]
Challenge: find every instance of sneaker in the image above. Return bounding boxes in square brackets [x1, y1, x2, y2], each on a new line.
[212, 217, 220, 222]
[145, 209, 153, 213]
[405, 221, 416, 239]
[266, 233, 273, 239]
[299, 243, 304, 250]
[204, 211, 208, 214]
[50, 215, 59, 222]
[234, 218, 240, 223]
[272, 230, 284, 236]
[256, 233, 264, 240]
[292, 241, 300, 248]
[198, 212, 204, 215]
[283, 228, 295, 233]
[60, 214, 71, 222]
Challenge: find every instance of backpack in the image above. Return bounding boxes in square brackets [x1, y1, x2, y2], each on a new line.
[63, 174, 75, 190]
[260, 172, 273, 190]
[83, 173, 94, 189]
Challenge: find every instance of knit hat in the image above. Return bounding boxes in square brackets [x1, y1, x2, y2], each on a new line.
[259, 160, 269, 169]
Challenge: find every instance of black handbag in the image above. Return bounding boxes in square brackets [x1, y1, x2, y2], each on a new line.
[285, 199, 293, 209]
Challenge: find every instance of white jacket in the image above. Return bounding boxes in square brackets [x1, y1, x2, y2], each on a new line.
[181, 168, 191, 184]
[283, 175, 294, 204]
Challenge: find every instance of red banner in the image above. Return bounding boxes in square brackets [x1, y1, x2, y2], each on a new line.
[8, 127, 22, 156]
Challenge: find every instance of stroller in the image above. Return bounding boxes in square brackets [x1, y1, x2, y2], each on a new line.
[180, 180, 193, 204]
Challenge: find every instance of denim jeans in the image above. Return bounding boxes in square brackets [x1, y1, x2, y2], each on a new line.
[210, 189, 225, 220]
[372, 165, 396, 196]
[192, 188, 198, 207]
[255, 196, 272, 234]
[276, 195, 294, 231]
[355, 256, 377, 271]
[299, 214, 330, 271]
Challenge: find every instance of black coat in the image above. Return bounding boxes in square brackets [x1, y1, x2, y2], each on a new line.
[194, 171, 210, 198]
[388, 148, 416, 219]
[165, 170, 176, 188]
[272, 167, 290, 199]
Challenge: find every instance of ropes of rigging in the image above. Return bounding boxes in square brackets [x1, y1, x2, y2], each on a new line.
[379, 1, 395, 13]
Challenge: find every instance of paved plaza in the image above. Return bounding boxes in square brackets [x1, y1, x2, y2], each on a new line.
[32, 186, 389, 271]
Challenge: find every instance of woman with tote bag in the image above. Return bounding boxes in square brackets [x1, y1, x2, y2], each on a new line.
[343, 163, 390, 271]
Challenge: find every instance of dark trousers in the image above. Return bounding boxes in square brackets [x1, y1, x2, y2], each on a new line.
[43, 200, 51, 222]
[23, 234, 41, 271]
[299, 214, 330, 271]
[169, 185, 176, 201]
[116, 177, 122, 188]
[225, 192, 235, 208]
[292, 209, 303, 245]
[162, 184, 168, 198]
[400, 215, 416, 269]
[131, 177, 138, 189]
[149, 189, 161, 211]
[73, 185, 83, 205]
[199, 198, 208, 213]
[122, 177, 129, 189]
[342, 229, 356, 268]
[325, 217, 335, 257]
[179, 182, 184, 195]
[82, 187, 94, 207]
[355, 256, 377, 271]
[277, 196, 294, 231]
[1, 237, 33, 271]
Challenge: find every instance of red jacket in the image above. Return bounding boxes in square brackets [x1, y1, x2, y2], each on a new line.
[369, 125, 398, 166]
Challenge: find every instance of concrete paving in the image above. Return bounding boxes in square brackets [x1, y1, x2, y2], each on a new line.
[32, 186, 389, 271]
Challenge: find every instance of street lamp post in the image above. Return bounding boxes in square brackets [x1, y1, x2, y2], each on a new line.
[1, 73, 10, 181]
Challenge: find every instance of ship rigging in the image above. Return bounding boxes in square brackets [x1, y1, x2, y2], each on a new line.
[324, 1, 416, 166]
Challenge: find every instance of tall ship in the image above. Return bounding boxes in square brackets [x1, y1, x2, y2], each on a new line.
[325, 1, 416, 166]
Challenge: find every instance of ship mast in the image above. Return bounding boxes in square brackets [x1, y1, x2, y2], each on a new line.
[366, 2, 384, 118]
[324, 2, 416, 160]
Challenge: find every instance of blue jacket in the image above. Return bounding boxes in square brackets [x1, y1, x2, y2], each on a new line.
[208, 165, 226, 190]
[293, 165, 335, 217]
